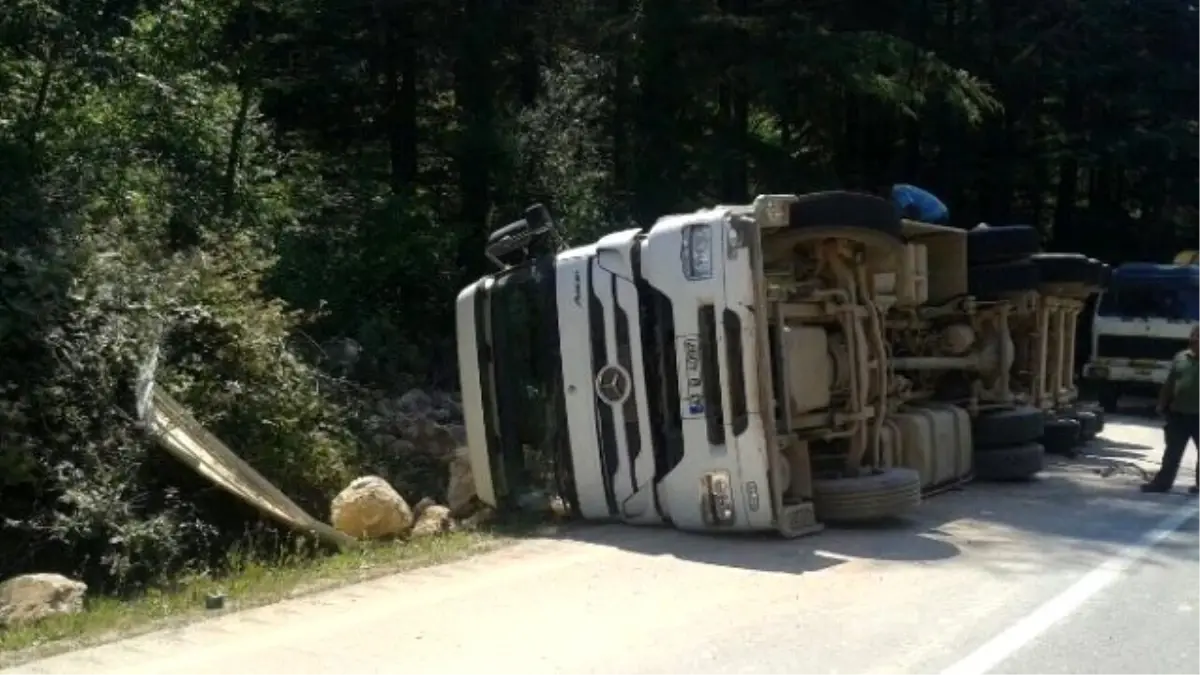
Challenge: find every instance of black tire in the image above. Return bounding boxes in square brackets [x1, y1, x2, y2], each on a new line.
[968, 259, 1039, 299]
[1097, 386, 1120, 413]
[1041, 417, 1082, 456]
[967, 225, 1040, 266]
[788, 191, 903, 242]
[1031, 253, 1096, 286]
[973, 406, 1046, 449]
[1076, 401, 1106, 434]
[974, 441, 1045, 481]
[1075, 410, 1100, 442]
[812, 468, 921, 523]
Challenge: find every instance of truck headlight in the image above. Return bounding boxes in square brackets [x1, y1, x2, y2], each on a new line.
[701, 471, 735, 525]
[681, 223, 714, 280]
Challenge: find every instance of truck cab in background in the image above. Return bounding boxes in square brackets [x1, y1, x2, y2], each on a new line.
[1083, 261, 1199, 411]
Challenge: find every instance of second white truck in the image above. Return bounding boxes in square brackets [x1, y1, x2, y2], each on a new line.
[1084, 261, 1199, 410]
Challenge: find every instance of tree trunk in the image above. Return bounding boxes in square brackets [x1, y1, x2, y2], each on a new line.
[454, 0, 496, 273]
[26, 42, 61, 150]
[1051, 82, 1084, 249]
[612, 0, 631, 205]
[381, 0, 419, 192]
[221, 77, 254, 219]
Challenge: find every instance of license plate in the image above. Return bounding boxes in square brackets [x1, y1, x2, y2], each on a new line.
[681, 336, 705, 416]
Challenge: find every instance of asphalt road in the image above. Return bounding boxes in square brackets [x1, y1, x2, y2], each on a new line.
[7, 414, 1199, 675]
[994, 528, 1198, 675]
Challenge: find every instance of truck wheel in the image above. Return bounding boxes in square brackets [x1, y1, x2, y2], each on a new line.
[788, 191, 903, 243]
[1097, 386, 1120, 413]
[1074, 410, 1100, 442]
[812, 468, 921, 523]
[973, 406, 1046, 449]
[1076, 401, 1106, 435]
[974, 441, 1045, 481]
[968, 259, 1039, 299]
[1031, 253, 1100, 288]
[1041, 417, 1082, 457]
[967, 225, 1040, 266]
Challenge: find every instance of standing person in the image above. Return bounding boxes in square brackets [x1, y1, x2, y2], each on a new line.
[1142, 324, 1200, 494]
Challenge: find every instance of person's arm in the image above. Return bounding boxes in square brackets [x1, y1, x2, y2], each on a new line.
[1157, 361, 1179, 415]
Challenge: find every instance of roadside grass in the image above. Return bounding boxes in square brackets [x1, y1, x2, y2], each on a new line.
[0, 517, 556, 666]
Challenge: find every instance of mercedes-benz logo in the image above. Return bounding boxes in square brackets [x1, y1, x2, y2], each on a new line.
[594, 364, 631, 406]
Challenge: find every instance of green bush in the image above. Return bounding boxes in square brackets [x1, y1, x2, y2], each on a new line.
[159, 234, 360, 517]
[0, 234, 217, 591]
[0, 227, 372, 591]
[0, 120, 368, 592]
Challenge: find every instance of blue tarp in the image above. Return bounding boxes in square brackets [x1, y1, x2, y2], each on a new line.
[1103, 263, 1199, 321]
[1112, 262, 1200, 285]
[891, 183, 949, 224]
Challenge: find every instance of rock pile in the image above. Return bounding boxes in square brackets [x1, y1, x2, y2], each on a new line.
[365, 388, 468, 463]
[330, 475, 492, 541]
[334, 387, 483, 540]
[363, 387, 477, 513]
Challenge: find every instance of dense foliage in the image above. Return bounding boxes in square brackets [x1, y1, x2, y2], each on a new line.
[1, 0, 1195, 591]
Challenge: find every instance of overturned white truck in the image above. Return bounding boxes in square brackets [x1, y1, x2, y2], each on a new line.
[455, 192, 1105, 536]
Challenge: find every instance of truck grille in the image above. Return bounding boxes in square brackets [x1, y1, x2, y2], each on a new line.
[637, 284, 682, 484]
[590, 262, 655, 516]
[1096, 335, 1188, 361]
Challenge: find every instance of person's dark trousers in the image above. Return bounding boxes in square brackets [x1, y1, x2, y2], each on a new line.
[1147, 412, 1200, 490]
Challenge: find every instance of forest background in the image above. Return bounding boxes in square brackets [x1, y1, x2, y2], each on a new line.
[1, 0, 1195, 594]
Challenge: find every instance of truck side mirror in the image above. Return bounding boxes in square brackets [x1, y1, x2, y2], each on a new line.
[485, 203, 558, 269]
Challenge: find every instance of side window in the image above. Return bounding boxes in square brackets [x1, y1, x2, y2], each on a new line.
[1099, 287, 1195, 320]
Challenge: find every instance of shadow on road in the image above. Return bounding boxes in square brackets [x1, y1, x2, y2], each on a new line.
[1073, 412, 1171, 472]
[553, 516, 959, 577]
[540, 416, 1198, 577]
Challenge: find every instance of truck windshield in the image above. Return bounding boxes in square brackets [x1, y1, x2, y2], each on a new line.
[1098, 283, 1199, 322]
[481, 257, 570, 503]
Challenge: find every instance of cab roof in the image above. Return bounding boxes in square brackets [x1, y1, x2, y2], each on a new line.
[1112, 262, 1199, 285]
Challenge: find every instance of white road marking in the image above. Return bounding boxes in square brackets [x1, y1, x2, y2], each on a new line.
[941, 500, 1199, 675]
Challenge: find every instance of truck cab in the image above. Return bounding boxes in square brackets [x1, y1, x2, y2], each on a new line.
[1083, 261, 1199, 410]
[456, 201, 808, 535]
